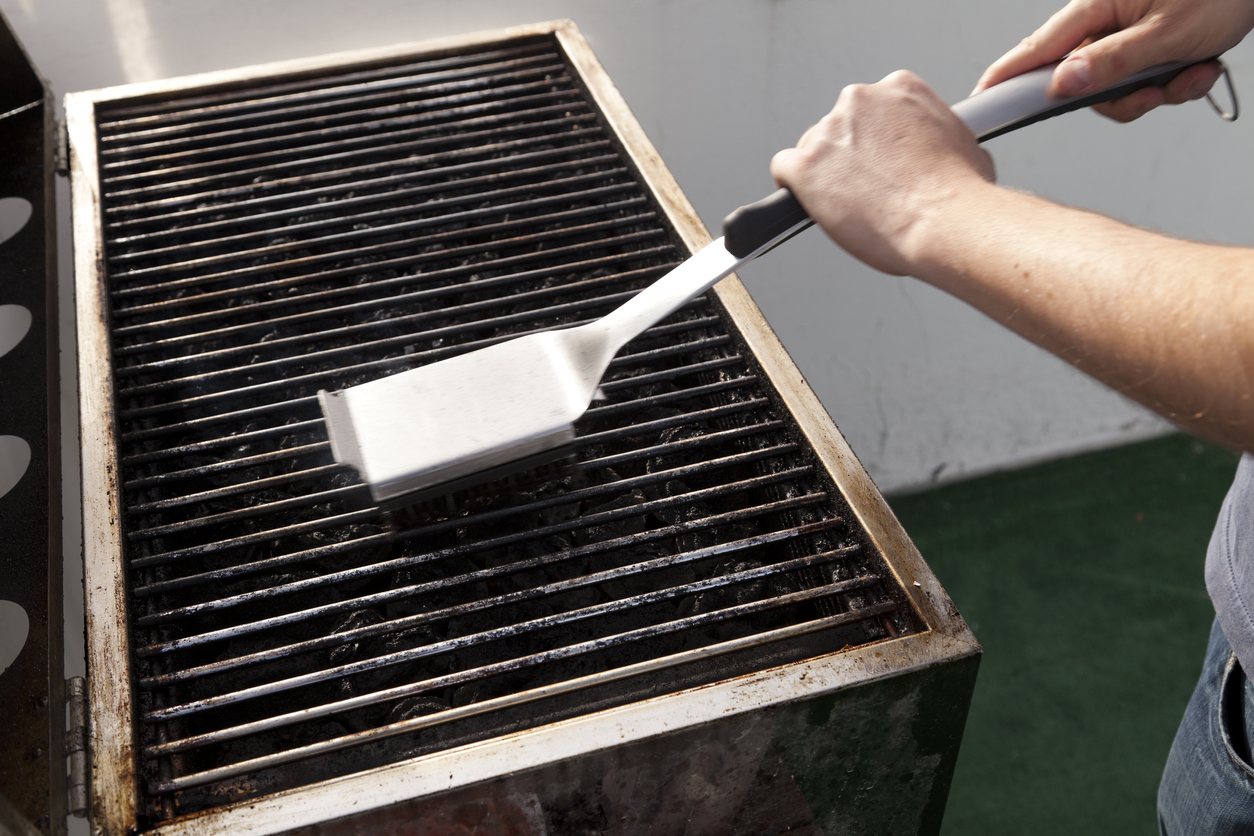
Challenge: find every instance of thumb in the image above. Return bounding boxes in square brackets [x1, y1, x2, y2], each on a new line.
[1053, 22, 1181, 96]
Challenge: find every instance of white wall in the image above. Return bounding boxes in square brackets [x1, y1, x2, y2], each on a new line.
[6, 0, 1252, 492]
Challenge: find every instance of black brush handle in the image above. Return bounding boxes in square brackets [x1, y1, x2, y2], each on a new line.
[722, 58, 1211, 259]
[723, 189, 811, 258]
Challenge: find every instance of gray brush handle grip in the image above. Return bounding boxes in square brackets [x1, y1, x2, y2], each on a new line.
[723, 58, 1207, 258]
[952, 58, 1200, 140]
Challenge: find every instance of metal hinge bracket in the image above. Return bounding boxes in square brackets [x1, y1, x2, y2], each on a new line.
[65, 677, 88, 820]
[54, 116, 68, 176]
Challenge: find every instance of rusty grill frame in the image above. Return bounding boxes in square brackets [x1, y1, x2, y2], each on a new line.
[68, 20, 978, 836]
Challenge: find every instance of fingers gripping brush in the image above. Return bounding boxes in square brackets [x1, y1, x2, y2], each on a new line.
[320, 59, 1221, 505]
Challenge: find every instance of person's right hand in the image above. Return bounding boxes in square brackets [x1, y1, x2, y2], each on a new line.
[770, 71, 995, 278]
[973, 0, 1254, 122]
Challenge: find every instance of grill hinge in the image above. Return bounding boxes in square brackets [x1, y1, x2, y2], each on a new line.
[52, 114, 68, 175]
[65, 677, 88, 820]
[53, 116, 68, 176]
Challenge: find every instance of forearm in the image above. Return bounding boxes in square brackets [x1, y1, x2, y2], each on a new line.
[772, 66, 1254, 453]
[910, 182, 1254, 451]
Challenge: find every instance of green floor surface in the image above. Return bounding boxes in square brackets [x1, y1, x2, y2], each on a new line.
[889, 434, 1241, 835]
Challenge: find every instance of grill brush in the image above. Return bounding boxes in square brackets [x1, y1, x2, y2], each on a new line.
[320, 59, 1210, 504]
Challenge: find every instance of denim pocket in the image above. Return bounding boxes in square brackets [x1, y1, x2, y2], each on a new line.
[1218, 652, 1254, 782]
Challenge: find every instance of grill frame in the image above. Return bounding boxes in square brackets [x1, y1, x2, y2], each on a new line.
[68, 19, 978, 835]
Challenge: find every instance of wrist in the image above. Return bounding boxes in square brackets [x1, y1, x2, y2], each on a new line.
[897, 175, 1005, 283]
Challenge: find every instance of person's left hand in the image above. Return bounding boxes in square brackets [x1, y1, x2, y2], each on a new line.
[770, 71, 996, 277]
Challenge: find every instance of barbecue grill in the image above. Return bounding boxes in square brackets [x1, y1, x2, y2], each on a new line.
[3, 17, 979, 836]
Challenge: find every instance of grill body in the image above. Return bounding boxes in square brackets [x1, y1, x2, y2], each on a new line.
[67, 20, 979, 835]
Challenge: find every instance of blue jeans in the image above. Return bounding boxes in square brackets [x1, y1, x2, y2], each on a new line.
[1159, 619, 1254, 834]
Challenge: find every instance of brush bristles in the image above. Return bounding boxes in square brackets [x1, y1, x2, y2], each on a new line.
[383, 456, 582, 525]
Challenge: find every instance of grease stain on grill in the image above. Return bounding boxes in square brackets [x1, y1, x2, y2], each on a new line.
[95, 34, 916, 822]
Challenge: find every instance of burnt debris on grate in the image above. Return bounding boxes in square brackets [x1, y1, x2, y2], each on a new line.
[93, 34, 916, 821]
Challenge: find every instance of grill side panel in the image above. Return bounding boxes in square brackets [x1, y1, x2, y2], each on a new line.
[293, 656, 981, 836]
[69, 91, 138, 836]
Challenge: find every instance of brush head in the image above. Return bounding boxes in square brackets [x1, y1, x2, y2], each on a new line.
[320, 330, 602, 504]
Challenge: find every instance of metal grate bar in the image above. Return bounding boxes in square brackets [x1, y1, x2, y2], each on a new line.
[119, 353, 744, 487]
[143, 586, 880, 789]
[129, 450, 808, 591]
[120, 353, 746, 539]
[104, 141, 617, 220]
[110, 237, 663, 353]
[115, 270, 708, 391]
[128, 464, 344, 515]
[99, 44, 557, 123]
[139, 508, 822, 685]
[108, 134, 613, 279]
[105, 150, 619, 234]
[112, 297, 706, 420]
[110, 201, 653, 307]
[116, 373, 758, 494]
[130, 438, 797, 598]
[131, 491, 825, 642]
[147, 601, 899, 796]
[100, 56, 568, 147]
[104, 111, 591, 202]
[104, 96, 592, 186]
[129, 417, 783, 580]
[102, 99, 594, 190]
[145, 542, 866, 728]
[106, 152, 620, 237]
[126, 484, 360, 541]
[125, 407, 778, 522]
[106, 132, 616, 271]
[117, 314, 722, 442]
[124, 444, 325, 491]
[106, 150, 614, 264]
[108, 158, 612, 253]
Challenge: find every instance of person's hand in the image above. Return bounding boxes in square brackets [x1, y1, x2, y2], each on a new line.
[770, 71, 995, 277]
[973, 0, 1254, 122]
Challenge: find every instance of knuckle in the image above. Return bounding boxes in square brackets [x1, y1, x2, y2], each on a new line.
[840, 82, 866, 99]
[1075, 0, 1105, 30]
[835, 83, 872, 112]
[816, 107, 843, 133]
[1104, 47, 1130, 77]
[1137, 12, 1174, 39]
[901, 69, 927, 90]
[768, 151, 791, 180]
[883, 68, 922, 90]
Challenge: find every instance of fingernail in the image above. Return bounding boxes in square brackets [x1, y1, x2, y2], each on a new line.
[1055, 54, 1093, 96]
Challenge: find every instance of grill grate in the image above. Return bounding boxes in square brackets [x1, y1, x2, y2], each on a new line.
[92, 34, 917, 822]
